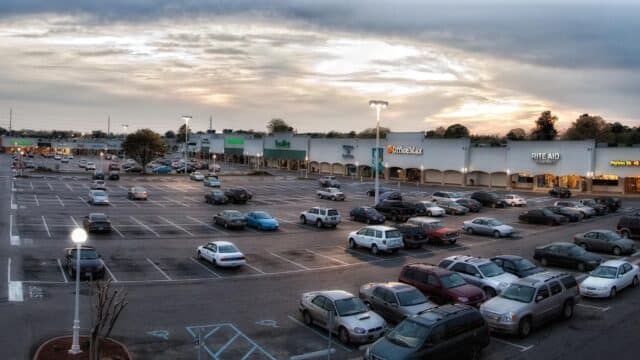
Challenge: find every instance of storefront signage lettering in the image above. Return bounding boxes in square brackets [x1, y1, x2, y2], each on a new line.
[386, 145, 423, 155]
[531, 152, 560, 164]
[12, 140, 34, 146]
[610, 160, 640, 167]
[275, 140, 290, 148]
[225, 137, 244, 146]
[342, 145, 354, 159]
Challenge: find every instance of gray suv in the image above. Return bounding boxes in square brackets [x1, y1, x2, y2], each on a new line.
[479, 272, 579, 337]
[438, 255, 519, 298]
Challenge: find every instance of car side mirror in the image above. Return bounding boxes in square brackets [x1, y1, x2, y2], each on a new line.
[535, 295, 544, 303]
[475, 273, 482, 278]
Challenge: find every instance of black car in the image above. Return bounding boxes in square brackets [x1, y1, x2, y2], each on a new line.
[365, 304, 490, 360]
[366, 187, 395, 197]
[224, 188, 251, 204]
[374, 199, 416, 222]
[533, 242, 602, 272]
[549, 186, 571, 198]
[204, 190, 229, 205]
[595, 197, 621, 212]
[64, 246, 105, 279]
[395, 224, 429, 248]
[617, 215, 640, 239]
[544, 206, 582, 222]
[578, 199, 609, 216]
[82, 213, 112, 233]
[519, 208, 567, 225]
[470, 191, 506, 208]
[108, 172, 120, 180]
[490, 255, 545, 278]
[455, 198, 481, 212]
[349, 206, 385, 224]
[92, 172, 105, 180]
[213, 210, 246, 229]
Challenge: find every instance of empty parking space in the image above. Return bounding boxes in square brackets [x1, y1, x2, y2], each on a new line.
[104, 257, 169, 282]
[269, 249, 346, 270]
[21, 257, 66, 283]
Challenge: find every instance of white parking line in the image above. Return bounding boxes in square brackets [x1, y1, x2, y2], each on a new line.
[33, 193, 40, 207]
[268, 251, 311, 270]
[186, 216, 229, 235]
[46, 182, 53, 191]
[146, 258, 172, 280]
[65, 183, 73, 191]
[305, 249, 348, 265]
[126, 199, 140, 208]
[9, 214, 20, 246]
[69, 216, 80, 227]
[56, 195, 65, 207]
[101, 260, 118, 282]
[111, 224, 125, 238]
[190, 257, 221, 278]
[42, 216, 51, 237]
[576, 303, 611, 312]
[158, 216, 194, 236]
[29, 181, 34, 191]
[491, 337, 534, 352]
[287, 316, 352, 353]
[8, 258, 24, 302]
[148, 199, 166, 208]
[130, 216, 160, 237]
[78, 196, 90, 207]
[57, 258, 68, 283]
[163, 197, 189, 207]
[244, 263, 266, 274]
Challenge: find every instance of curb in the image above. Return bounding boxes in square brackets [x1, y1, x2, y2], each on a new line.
[33, 335, 133, 360]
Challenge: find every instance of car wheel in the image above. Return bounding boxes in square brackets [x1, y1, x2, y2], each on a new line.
[316, 219, 323, 228]
[613, 246, 622, 256]
[300, 215, 307, 224]
[610, 287, 617, 298]
[338, 327, 350, 345]
[621, 230, 630, 239]
[577, 262, 586, 272]
[579, 242, 588, 250]
[518, 317, 532, 338]
[493, 230, 500, 238]
[302, 311, 313, 326]
[632, 276, 639, 288]
[466, 227, 474, 235]
[427, 211, 432, 217]
[540, 257, 548, 266]
[562, 300, 574, 319]
[371, 244, 379, 255]
[484, 287, 497, 298]
[349, 238, 357, 249]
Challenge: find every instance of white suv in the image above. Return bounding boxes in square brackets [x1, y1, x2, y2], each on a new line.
[300, 207, 341, 228]
[348, 226, 404, 255]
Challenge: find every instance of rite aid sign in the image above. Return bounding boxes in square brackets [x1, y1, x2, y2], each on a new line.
[531, 152, 561, 164]
[387, 145, 423, 155]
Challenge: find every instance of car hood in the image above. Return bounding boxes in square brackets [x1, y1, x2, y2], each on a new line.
[581, 276, 615, 289]
[433, 227, 458, 235]
[614, 239, 635, 248]
[341, 311, 385, 329]
[369, 337, 419, 359]
[494, 224, 514, 232]
[481, 296, 525, 314]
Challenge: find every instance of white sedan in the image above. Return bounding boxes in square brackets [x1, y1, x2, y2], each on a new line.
[190, 171, 205, 181]
[580, 260, 639, 298]
[196, 241, 246, 267]
[503, 194, 527, 207]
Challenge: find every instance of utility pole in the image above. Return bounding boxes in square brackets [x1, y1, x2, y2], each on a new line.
[9, 108, 12, 134]
[107, 115, 111, 138]
[209, 115, 212, 132]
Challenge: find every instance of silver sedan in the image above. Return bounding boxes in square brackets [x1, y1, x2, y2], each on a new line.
[463, 217, 515, 238]
[359, 282, 435, 323]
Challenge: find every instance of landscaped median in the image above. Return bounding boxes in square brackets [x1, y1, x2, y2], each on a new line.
[33, 335, 131, 360]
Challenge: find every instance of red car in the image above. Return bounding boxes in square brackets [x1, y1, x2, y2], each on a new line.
[398, 263, 485, 306]
[406, 218, 460, 245]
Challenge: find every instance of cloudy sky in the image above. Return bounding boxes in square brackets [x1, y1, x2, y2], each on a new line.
[0, 0, 638, 134]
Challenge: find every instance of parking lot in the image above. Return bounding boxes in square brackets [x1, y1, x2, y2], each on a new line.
[4, 156, 640, 360]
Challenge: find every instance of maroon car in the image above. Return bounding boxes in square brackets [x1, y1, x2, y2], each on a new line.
[398, 263, 485, 306]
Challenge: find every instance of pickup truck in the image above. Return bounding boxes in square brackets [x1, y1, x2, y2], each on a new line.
[374, 200, 416, 222]
[300, 207, 341, 228]
[407, 217, 461, 245]
[316, 187, 345, 201]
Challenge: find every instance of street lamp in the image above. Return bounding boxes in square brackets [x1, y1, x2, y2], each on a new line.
[257, 153, 262, 172]
[213, 154, 217, 172]
[99, 151, 104, 173]
[69, 228, 88, 355]
[369, 100, 388, 205]
[182, 115, 192, 175]
[305, 156, 309, 179]
[121, 124, 128, 160]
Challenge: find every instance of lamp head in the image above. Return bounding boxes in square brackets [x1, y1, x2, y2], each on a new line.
[71, 228, 87, 244]
[369, 100, 389, 110]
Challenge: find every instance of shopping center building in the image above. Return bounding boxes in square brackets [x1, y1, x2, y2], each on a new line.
[4, 132, 640, 194]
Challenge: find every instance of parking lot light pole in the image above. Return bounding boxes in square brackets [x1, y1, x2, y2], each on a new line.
[69, 228, 88, 355]
[121, 124, 128, 160]
[182, 116, 192, 175]
[305, 156, 309, 179]
[369, 100, 388, 206]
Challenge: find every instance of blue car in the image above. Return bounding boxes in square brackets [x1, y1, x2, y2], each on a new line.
[153, 166, 172, 174]
[245, 211, 279, 230]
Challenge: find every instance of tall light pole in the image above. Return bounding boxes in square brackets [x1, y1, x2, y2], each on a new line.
[121, 124, 128, 160]
[69, 228, 88, 355]
[182, 115, 192, 175]
[369, 100, 388, 205]
[99, 151, 104, 173]
[305, 156, 309, 179]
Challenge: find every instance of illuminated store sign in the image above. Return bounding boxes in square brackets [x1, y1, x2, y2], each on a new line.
[610, 160, 640, 167]
[275, 140, 290, 148]
[531, 152, 560, 164]
[342, 145, 354, 159]
[386, 145, 423, 155]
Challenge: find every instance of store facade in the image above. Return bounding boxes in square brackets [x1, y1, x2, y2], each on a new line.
[1, 136, 122, 155]
[263, 133, 308, 170]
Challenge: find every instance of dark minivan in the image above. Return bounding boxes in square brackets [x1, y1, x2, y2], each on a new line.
[617, 215, 640, 239]
[365, 304, 490, 360]
[470, 191, 506, 208]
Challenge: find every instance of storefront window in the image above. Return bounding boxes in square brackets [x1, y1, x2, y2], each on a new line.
[558, 175, 581, 189]
[625, 178, 640, 193]
[536, 174, 556, 188]
[593, 175, 619, 186]
[517, 174, 533, 183]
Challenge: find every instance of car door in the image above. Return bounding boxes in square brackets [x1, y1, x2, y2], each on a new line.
[555, 246, 573, 267]
[532, 285, 553, 325]
[503, 260, 518, 277]
[620, 264, 633, 288]
[590, 232, 606, 252]
[309, 296, 329, 328]
[370, 287, 390, 318]
[547, 281, 564, 317]
[355, 228, 369, 246]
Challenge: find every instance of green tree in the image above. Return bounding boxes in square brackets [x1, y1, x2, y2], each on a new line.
[530, 111, 559, 140]
[356, 127, 390, 138]
[443, 124, 469, 138]
[506, 128, 527, 141]
[164, 130, 176, 139]
[267, 118, 294, 133]
[121, 129, 166, 173]
[425, 126, 446, 138]
[563, 113, 611, 142]
[176, 124, 191, 143]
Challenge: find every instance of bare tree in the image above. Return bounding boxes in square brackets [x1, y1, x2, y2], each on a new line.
[89, 279, 128, 360]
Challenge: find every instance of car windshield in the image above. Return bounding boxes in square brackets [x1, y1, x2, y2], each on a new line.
[440, 273, 466, 288]
[501, 284, 535, 303]
[385, 230, 402, 238]
[513, 258, 537, 271]
[91, 215, 108, 221]
[364, 208, 378, 215]
[568, 246, 586, 256]
[70, 249, 99, 260]
[93, 191, 106, 196]
[252, 212, 271, 219]
[226, 211, 242, 217]
[334, 297, 368, 317]
[218, 244, 239, 253]
[327, 210, 339, 216]
[396, 289, 427, 307]
[384, 319, 429, 348]
[602, 231, 621, 241]
[541, 208, 554, 216]
[430, 222, 444, 229]
[487, 219, 503, 226]
[590, 266, 618, 279]
[478, 262, 505, 277]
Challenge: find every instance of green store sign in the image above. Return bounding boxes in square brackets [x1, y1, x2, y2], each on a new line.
[225, 137, 244, 146]
[275, 139, 290, 148]
[13, 140, 34, 146]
